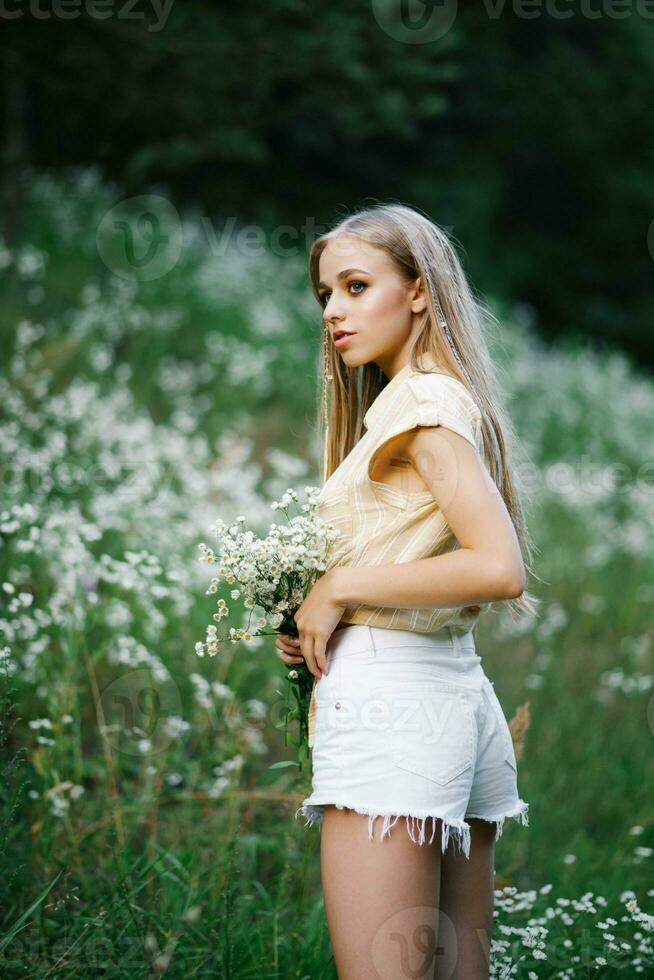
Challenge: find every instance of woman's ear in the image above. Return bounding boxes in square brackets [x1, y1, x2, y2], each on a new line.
[409, 276, 427, 314]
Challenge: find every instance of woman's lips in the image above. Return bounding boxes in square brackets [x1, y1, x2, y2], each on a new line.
[334, 332, 356, 348]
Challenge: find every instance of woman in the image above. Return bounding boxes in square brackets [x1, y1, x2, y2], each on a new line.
[276, 204, 538, 979]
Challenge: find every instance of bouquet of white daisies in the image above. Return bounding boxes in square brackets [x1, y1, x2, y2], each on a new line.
[196, 486, 339, 765]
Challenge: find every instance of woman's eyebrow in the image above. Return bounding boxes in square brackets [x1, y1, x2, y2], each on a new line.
[318, 267, 372, 289]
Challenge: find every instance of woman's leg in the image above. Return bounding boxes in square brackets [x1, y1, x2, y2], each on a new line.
[320, 805, 443, 980]
[437, 817, 496, 979]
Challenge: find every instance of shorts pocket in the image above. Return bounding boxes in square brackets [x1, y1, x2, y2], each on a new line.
[372, 683, 477, 786]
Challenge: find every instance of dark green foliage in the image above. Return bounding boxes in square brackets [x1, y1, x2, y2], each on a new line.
[2, 4, 654, 367]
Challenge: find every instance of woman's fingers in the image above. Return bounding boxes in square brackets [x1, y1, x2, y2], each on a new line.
[275, 634, 301, 654]
[275, 632, 325, 678]
[278, 650, 304, 664]
[301, 634, 323, 680]
[275, 633, 304, 664]
[313, 635, 329, 676]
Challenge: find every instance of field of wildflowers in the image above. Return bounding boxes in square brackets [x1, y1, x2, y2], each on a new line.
[0, 171, 652, 977]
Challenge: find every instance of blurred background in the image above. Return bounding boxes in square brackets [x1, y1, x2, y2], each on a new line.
[1, 3, 653, 977]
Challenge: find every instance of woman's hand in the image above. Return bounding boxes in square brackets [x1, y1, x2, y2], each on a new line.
[275, 569, 346, 680]
[293, 568, 346, 679]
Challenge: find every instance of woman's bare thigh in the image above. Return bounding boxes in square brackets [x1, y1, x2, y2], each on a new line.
[437, 817, 496, 979]
[320, 804, 443, 980]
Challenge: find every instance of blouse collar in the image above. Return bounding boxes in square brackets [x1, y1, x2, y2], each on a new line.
[363, 351, 445, 429]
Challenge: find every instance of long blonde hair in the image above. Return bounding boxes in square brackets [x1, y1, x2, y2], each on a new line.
[308, 202, 542, 622]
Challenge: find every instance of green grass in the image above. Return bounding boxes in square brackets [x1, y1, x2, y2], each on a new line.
[0, 169, 652, 977]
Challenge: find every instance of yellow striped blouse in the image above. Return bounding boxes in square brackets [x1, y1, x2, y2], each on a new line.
[307, 352, 491, 748]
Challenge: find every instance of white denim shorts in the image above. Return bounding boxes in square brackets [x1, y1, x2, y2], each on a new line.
[295, 624, 529, 859]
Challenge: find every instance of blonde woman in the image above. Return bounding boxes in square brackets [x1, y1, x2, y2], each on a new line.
[276, 204, 538, 979]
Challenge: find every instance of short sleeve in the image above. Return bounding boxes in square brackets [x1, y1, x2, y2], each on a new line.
[365, 373, 483, 488]
[406, 374, 482, 450]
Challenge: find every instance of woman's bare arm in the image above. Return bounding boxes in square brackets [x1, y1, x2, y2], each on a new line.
[330, 424, 526, 611]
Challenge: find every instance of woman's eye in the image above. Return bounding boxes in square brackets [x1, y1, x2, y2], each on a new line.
[320, 279, 368, 306]
[319, 281, 367, 306]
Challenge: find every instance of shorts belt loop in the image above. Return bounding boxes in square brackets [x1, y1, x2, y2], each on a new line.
[366, 625, 377, 658]
[448, 626, 462, 658]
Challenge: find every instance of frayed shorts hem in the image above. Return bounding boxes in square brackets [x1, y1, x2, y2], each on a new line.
[295, 798, 529, 861]
[464, 799, 530, 842]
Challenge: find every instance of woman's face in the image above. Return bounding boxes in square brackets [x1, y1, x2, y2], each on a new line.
[317, 234, 425, 378]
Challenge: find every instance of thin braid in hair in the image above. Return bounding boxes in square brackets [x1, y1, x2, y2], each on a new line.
[434, 290, 474, 389]
[321, 323, 333, 481]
